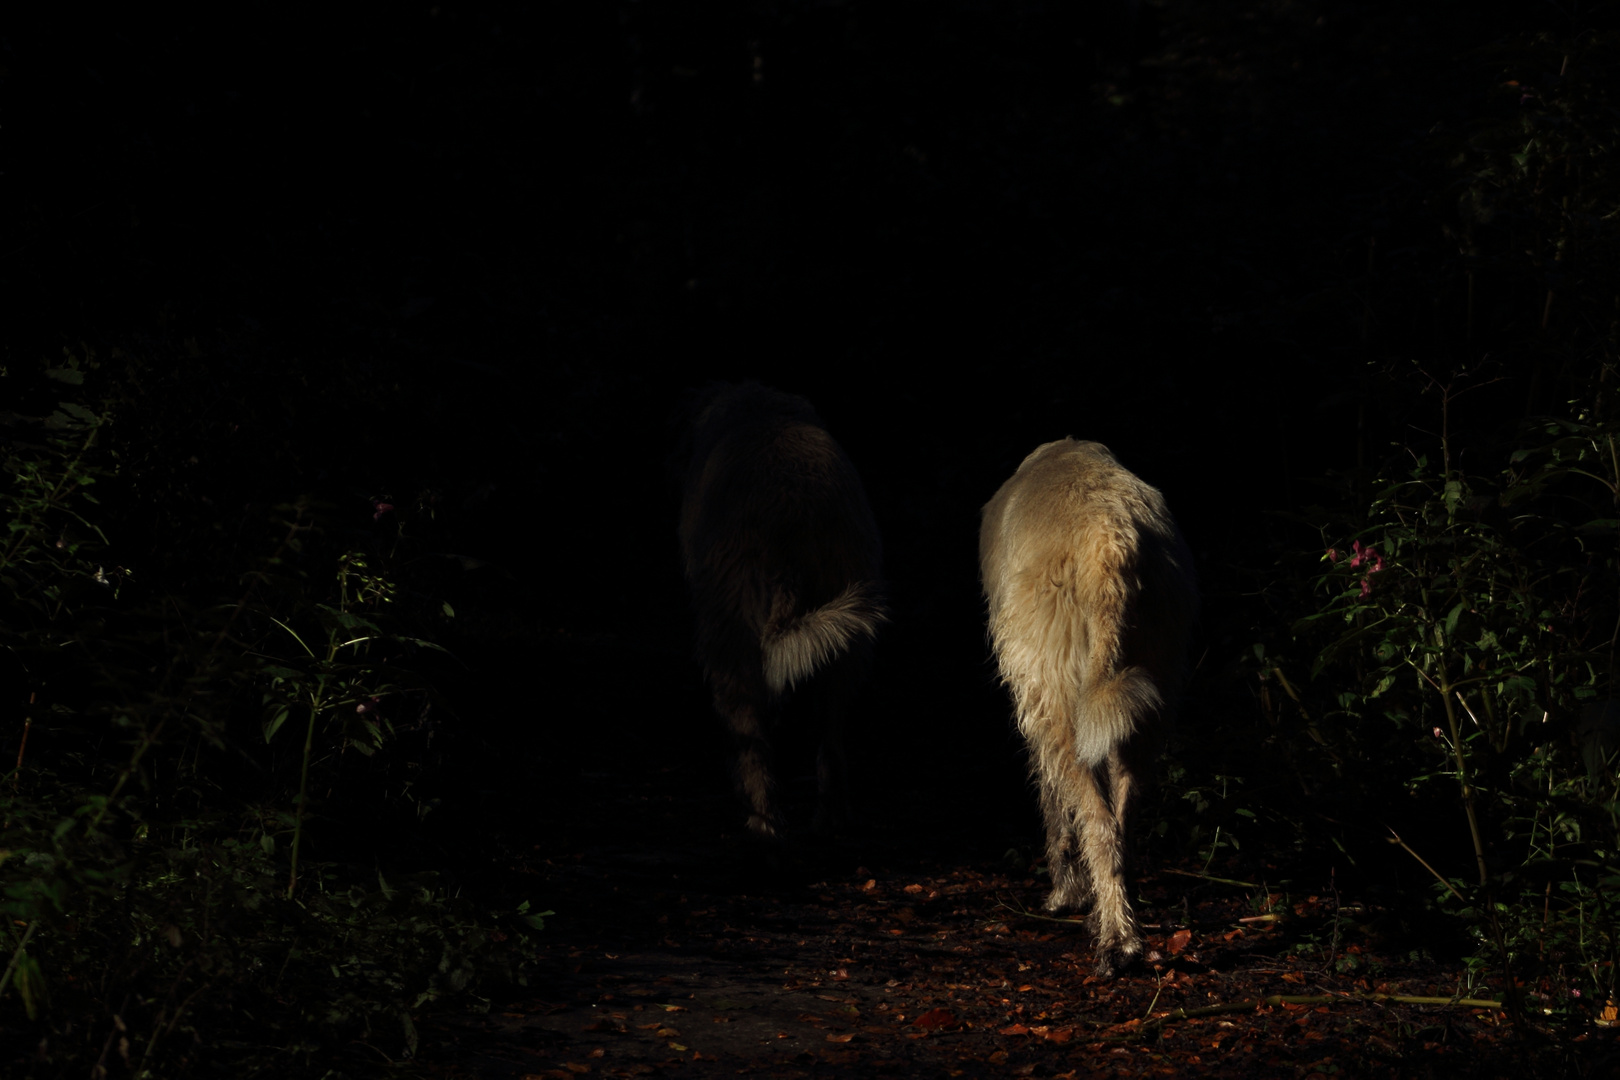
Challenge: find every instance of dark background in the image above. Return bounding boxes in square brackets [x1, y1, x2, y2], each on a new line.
[3, 1, 1558, 867]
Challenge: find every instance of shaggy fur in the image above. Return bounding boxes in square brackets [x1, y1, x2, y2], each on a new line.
[980, 439, 1197, 975]
[677, 382, 886, 838]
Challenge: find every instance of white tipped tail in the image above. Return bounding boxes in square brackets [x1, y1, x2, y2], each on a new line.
[1072, 665, 1164, 766]
[762, 583, 887, 696]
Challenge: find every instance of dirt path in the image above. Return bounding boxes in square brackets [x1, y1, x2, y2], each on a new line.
[419, 758, 1547, 1078]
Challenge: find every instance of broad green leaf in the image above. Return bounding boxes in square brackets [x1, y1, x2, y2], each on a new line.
[57, 402, 99, 422]
[1445, 601, 1466, 637]
[263, 706, 290, 743]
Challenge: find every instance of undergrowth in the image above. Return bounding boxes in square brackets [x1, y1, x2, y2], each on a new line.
[1223, 25, 1620, 1033]
[0, 345, 543, 1078]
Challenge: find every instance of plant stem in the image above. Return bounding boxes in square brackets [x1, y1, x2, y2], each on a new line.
[1386, 827, 1466, 903]
[0, 921, 38, 1001]
[286, 681, 326, 899]
[1159, 867, 1262, 889]
[1414, 661, 1489, 887]
[1442, 687, 1489, 888]
[1102, 991, 1506, 1043]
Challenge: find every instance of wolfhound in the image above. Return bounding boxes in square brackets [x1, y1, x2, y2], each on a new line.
[980, 439, 1197, 974]
[677, 382, 886, 838]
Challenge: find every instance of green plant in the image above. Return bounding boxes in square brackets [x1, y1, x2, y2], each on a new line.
[0, 347, 542, 1077]
[1291, 368, 1620, 1019]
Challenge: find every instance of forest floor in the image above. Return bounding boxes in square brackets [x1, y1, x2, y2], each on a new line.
[413, 748, 1611, 1079]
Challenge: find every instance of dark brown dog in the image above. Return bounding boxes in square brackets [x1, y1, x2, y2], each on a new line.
[677, 383, 886, 838]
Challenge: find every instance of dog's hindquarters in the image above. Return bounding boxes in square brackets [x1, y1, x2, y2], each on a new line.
[981, 439, 1195, 974]
[678, 384, 885, 838]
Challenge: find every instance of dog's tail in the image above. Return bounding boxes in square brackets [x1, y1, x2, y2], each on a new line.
[762, 582, 887, 696]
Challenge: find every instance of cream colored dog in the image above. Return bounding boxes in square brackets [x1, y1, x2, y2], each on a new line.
[677, 383, 886, 838]
[981, 439, 1197, 974]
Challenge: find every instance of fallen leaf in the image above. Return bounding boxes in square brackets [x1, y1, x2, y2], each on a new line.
[988, 1050, 1009, 1064]
[1046, 1027, 1074, 1044]
[655, 1027, 681, 1038]
[904, 884, 925, 894]
[999, 1024, 1030, 1036]
[862, 879, 877, 891]
[911, 1008, 958, 1030]
[826, 1033, 855, 1043]
[562, 1066, 591, 1076]
[654, 1003, 687, 1012]
[1168, 929, 1193, 954]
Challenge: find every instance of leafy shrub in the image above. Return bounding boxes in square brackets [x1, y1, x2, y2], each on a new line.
[0, 346, 543, 1077]
[1225, 26, 1620, 1029]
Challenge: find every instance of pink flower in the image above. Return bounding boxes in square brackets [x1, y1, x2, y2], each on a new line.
[1326, 548, 1340, 564]
[372, 501, 395, 521]
[1349, 540, 1386, 575]
[1360, 578, 1372, 597]
[1433, 727, 1444, 739]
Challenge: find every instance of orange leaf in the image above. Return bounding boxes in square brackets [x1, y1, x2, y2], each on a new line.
[911, 1008, 958, 1030]
[1168, 929, 1193, 954]
[904, 884, 925, 894]
[999, 1024, 1030, 1036]
[826, 1033, 855, 1043]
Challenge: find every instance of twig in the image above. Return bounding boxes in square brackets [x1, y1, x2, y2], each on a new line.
[1141, 972, 1165, 1022]
[1325, 866, 1342, 973]
[1268, 666, 1310, 719]
[12, 693, 33, 790]
[1198, 826, 1223, 875]
[995, 898, 1085, 927]
[350, 1040, 397, 1065]
[1099, 991, 1505, 1043]
[1385, 826, 1467, 903]
[1159, 867, 1260, 889]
